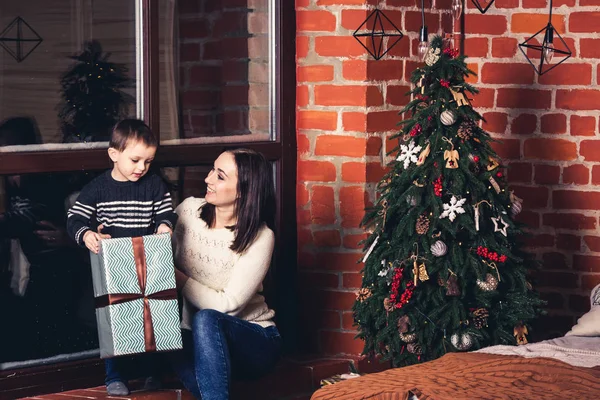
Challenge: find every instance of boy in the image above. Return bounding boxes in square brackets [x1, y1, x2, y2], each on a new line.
[66, 119, 177, 396]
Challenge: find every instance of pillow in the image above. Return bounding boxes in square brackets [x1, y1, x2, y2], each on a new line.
[566, 283, 600, 337]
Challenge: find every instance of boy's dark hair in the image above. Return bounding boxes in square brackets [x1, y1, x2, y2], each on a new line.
[109, 119, 157, 151]
[201, 148, 276, 254]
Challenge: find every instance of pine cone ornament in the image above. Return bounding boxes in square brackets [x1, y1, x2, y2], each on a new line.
[397, 315, 410, 333]
[457, 121, 475, 140]
[416, 214, 430, 235]
[383, 297, 395, 313]
[446, 274, 461, 296]
[407, 342, 422, 355]
[472, 308, 489, 329]
[356, 287, 372, 302]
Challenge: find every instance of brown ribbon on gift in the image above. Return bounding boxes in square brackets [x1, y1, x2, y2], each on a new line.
[95, 236, 177, 352]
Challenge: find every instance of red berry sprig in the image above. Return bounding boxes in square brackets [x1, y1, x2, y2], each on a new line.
[443, 48, 459, 58]
[434, 176, 443, 197]
[409, 123, 422, 137]
[440, 79, 450, 88]
[390, 267, 415, 309]
[477, 246, 507, 263]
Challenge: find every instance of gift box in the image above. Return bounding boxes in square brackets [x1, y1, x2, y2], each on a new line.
[90, 234, 182, 358]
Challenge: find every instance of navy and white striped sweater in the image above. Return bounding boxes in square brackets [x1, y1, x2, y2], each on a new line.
[66, 171, 178, 246]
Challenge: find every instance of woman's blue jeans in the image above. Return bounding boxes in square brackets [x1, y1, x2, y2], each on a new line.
[171, 309, 282, 400]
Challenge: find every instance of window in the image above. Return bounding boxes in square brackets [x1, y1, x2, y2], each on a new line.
[0, 1, 295, 396]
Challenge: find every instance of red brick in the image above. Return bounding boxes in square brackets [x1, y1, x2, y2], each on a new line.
[556, 90, 600, 111]
[315, 85, 382, 107]
[581, 140, 600, 162]
[556, 234, 581, 251]
[405, 11, 440, 32]
[343, 272, 364, 288]
[342, 162, 367, 183]
[497, 88, 552, 109]
[367, 137, 382, 156]
[523, 234, 555, 248]
[340, 186, 369, 228]
[511, 13, 566, 34]
[297, 36, 309, 59]
[367, 111, 400, 133]
[298, 160, 337, 182]
[537, 271, 579, 288]
[297, 184, 309, 206]
[311, 185, 336, 225]
[511, 185, 549, 208]
[297, 85, 309, 107]
[315, 36, 365, 57]
[297, 110, 337, 131]
[308, 289, 357, 311]
[574, 255, 600, 273]
[313, 252, 363, 272]
[343, 233, 368, 250]
[465, 63, 479, 84]
[538, 64, 592, 86]
[570, 116, 596, 136]
[584, 236, 600, 252]
[592, 166, 600, 185]
[523, 138, 577, 161]
[343, 112, 367, 132]
[297, 10, 336, 32]
[562, 165, 589, 185]
[540, 114, 567, 134]
[492, 37, 518, 58]
[320, 331, 363, 355]
[511, 114, 537, 135]
[481, 63, 535, 84]
[299, 250, 316, 268]
[490, 139, 520, 159]
[464, 37, 489, 58]
[482, 112, 508, 134]
[342, 60, 367, 81]
[582, 275, 600, 290]
[180, 44, 200, 62]
[542, 252, 569, 270]
[553, 191, 600, 210]
[581, 0, 600, 4]
[471, 88, 495, 108]
[341, 9, 370, 30]
[298, 209, 311, 226]
[543, 213, 597, 230]
[342, 312, 355, 330]
[581, 38, 600, 58]
[386, 85, 411, 106]
[314, 230, 342, 247]
[495, 0, 520, 7]
[299, 271, 340, 289]
[507, 162, 532, 183]
[297, 65, 334, 82]
[569, 12, 600, 33]
[315, 135, 367, 157]
[366, 60, 405, 81]
[515, 210, 539, 228]
[465, 14, 508, 35]
[534, 164, 560, 185]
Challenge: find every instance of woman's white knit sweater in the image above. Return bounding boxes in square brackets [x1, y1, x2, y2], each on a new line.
[173, 197, 276, 330]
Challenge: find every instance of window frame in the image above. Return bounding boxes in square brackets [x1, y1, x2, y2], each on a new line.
[0, 0, 296, 396]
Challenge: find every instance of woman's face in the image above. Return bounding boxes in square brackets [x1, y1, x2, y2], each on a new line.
[204, 152, 238, 208]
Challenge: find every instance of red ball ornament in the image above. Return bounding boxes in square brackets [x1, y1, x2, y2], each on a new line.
[473, 156, 480, 162]
[496, 172, 503, 178]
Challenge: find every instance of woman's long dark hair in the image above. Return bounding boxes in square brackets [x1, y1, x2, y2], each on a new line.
[200, 148, 276, 253]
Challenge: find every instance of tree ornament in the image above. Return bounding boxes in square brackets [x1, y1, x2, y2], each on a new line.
[440, 109, 457, 126]
[362, 235, 379, 263]
[406, 195, 417, 206]
[440, 196, 466, 222]
[488, 176, 501, 193]
[450, 87, 470, 106]
[399, 332, 416, 343]
[397, 315, 410, 333]
[397, 141, 422, 169]
[476, 273, 498, 291]
[451, 332, 473, 351]
[407, 342, 422, 355]
[424, 46, 441, 66]
[491, 216, 509, 236]
[514, 324, 529, 345]
[416, 143, 431, 165]
[458, 121, 475, 140]
[430, 240, 447, 256]
[487, 157, 500, 171]
[383, 297, 395, 313]
[473, 200, 491, 232]
[357, 287, 372, 302]
[416, 214, 430, 234]
[472, 308, 489, 329]
[510, 191, 523, 216]
[446, 273, 460, 296]
[413, 260, 429, 285]
[442, 136, 459, 169]
[417, 75, 426, 95]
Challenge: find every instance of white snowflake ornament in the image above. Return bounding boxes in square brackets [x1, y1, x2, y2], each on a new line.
[396, 141, 422, 169]
[440, 196, 466, 222]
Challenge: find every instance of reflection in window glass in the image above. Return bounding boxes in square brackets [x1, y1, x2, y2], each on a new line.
[162, 0, 274, 145]
[0, 1, 139, 151]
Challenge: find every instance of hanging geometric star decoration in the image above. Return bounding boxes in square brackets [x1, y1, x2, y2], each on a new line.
[0, 17, 43, 62]
[353, 9, 404, 61]
[471, 0, 495, 14]
[440, 196, 466, 222]
[396, 141, 422, 169]
[491, 216, 509, 237]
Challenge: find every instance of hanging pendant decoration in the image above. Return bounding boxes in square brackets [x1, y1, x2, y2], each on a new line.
[442, 137, 459, 169]
[509, 191, 523, 216]
[471, 0, 495, 14]
[450, 88, 470, 106]
[352, 9, 404, 60]
[477, 273, 499, 291]
[473, 200, 491, 231]
[514, 324, 529, 345]
[416, 143, 431, 165]
[446, 272, 461, 296]
[488, 176, 501, 193]
[424, 46, 441, 66]
[491, 216, 509, 236]
[440, 109, 457, 126]
[430, 240, 447, 257]
[451, 332, 473, 351]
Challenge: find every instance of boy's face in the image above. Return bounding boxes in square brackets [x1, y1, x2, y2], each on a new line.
[108, 140, 157, 182]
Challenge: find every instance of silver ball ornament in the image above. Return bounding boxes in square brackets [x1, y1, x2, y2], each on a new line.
[440, 110, 456, 126]
[451, 332, 473, 351]
[511, 200, 522, 216]
[430, 240, 448, 257]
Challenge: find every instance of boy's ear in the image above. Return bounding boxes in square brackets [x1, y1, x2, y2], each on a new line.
[108, 147, 119, 163]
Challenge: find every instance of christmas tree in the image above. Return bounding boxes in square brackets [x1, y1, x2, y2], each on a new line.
[58, 40, 133, 143]
[353, 36, 544, 367]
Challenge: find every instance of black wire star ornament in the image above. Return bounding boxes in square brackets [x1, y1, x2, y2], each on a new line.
[352, 9, 404, 61]
[0, 17, 43, 62]
[518, 23, 571, 75]
[471, 0, 495, 14]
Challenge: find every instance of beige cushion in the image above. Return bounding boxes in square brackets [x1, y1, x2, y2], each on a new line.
[566, 283, 600, 337]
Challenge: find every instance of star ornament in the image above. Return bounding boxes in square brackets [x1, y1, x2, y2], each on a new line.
[491, 216, 509, 236]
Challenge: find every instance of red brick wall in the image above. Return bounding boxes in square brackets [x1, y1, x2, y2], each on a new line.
[296, 0, 600, 355]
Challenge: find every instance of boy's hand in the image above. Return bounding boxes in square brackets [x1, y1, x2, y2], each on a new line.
[156, 223, 173, 235]
[83, 230, 111, 254]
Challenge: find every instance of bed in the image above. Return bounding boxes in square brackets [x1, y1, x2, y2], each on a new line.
[311, 285, 600, 400]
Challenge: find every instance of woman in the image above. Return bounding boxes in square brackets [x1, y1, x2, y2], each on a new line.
[172, 148, 281, 400]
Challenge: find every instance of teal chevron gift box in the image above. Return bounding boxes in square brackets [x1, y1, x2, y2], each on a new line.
[90, 234, 182, 358]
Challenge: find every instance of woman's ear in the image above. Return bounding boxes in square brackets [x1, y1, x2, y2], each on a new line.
[107, 147, 119, 163]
